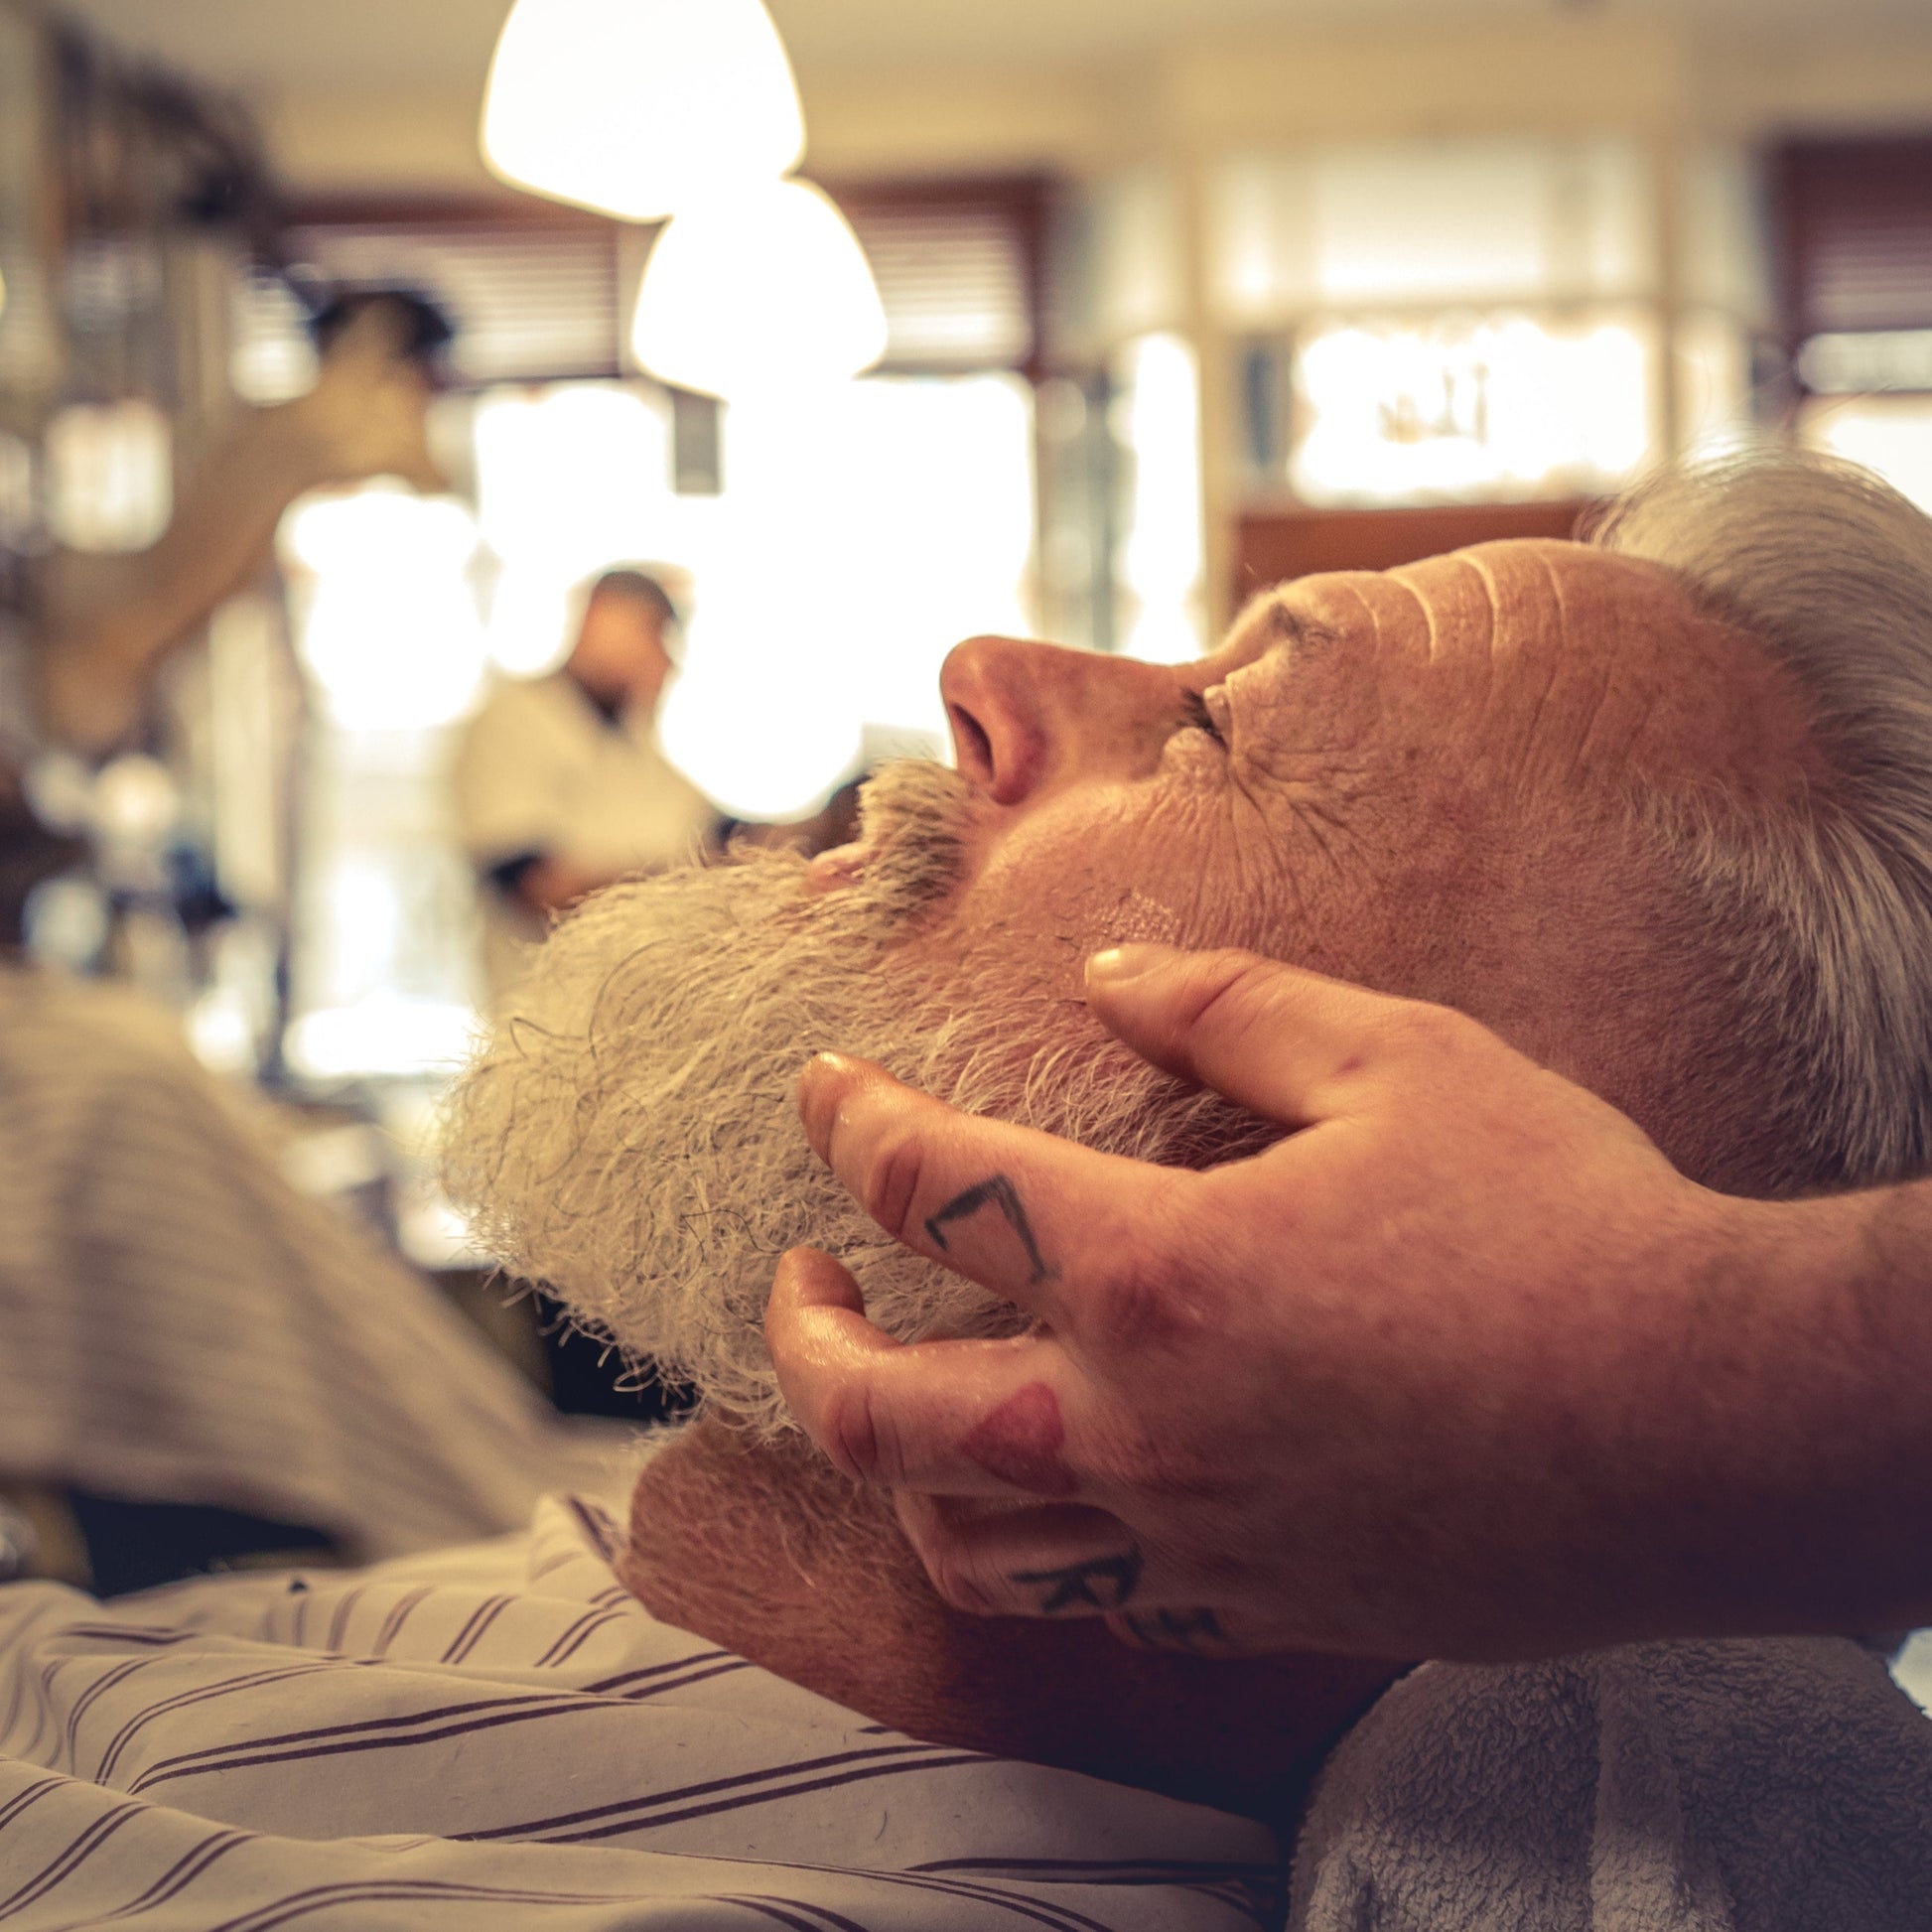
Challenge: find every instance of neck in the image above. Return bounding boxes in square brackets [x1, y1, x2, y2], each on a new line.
[617, 1419, 1402, 1828]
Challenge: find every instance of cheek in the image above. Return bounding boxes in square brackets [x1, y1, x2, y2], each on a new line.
[948, 783, 1260, 973]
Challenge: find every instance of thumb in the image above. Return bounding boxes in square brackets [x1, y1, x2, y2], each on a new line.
[1082, 944, 1468, 1127]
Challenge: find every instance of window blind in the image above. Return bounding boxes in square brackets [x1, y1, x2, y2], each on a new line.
[1778, 138, 1932, 345]
[835, 179, 1045, 373]
[234, 179, 1049, 397]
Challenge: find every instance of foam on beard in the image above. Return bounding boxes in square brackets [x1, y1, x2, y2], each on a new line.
[444, 759, 1275, 1440]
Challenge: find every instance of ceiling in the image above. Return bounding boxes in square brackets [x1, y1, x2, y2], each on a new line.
[52, 0, 1932, 95]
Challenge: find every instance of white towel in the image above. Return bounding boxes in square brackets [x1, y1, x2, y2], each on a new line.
[1292, 1637, 1932, 1931]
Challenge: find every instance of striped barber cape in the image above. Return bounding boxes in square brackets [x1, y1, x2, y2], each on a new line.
[0, 1494, 1285, 1930]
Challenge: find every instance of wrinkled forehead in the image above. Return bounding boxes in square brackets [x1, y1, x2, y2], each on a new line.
[1273, 538, 1687, 661]
[1231, 537, 1818, 798]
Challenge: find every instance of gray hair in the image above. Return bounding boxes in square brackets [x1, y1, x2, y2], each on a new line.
[1589, 449, 1932, 1191]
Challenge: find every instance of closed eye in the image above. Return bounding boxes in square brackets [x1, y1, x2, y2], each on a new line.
[1179, 689, 1225, 745]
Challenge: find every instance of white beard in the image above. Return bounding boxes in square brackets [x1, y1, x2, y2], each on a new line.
[444, 760, 1273, 1439]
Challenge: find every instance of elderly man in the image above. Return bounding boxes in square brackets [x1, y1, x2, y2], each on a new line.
[0, 453, 1926, 1930]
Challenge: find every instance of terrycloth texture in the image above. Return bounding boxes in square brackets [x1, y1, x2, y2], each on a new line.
[1292, 1638, 1932, 1931]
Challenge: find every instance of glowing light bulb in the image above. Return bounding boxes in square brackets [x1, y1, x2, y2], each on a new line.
[481, 0, 805, 221]
[629, 180, 888, 401]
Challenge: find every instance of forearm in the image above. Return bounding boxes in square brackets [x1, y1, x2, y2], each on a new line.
[36, 304, 438, 757]
[1685, 1178, 1932, 1637]
[1489, 1175, 1932, 1656]
[38, 405, 331, 753]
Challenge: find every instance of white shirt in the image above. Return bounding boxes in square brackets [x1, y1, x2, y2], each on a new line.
[0, 1495, 1285, 1930]
[453, 673, 714, 1000]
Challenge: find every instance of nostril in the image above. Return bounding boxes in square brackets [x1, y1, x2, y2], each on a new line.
[947, 702, 996, 787]
[939, 636, 1051, 804]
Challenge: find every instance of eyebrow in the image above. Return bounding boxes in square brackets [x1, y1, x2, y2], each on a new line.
[1210, 590, 1335, 676]
[1252, 599, 1332, 659]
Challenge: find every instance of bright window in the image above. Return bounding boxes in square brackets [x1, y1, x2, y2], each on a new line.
[1112, 333, 1206, 664]
[1802, 395, 1932, 516]
[282, 371, 1036, 1077]
[1212, 139, 1654, 325]
[1291, 310, 1657, 506]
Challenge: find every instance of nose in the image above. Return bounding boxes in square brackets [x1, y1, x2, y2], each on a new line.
[939, 636, 1191, 807]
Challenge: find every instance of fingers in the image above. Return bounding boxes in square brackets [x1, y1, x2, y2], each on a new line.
[766, 1247, 1093, 1500]
[891, 1492, 1263, 1649]
[1084, 942, 1483, 1126]
[796, 1054, 1180, 1321]
[893, 1490, 1152, 1619]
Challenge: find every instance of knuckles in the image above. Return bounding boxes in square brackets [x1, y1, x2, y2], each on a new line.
[855, 1126, 931, 1250]
[1079, 1190, 1227, 1357]
[1083, 1237, 1207, 1353]
[918, 1536, 1006, 1616]
[817, 1381, 893, 1485]
[1360, 998, 1488, 1073]
[1177, 954, 1289, 1054]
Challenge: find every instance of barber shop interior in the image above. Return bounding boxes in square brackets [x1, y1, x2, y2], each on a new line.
[5, 0, 1932, 1923]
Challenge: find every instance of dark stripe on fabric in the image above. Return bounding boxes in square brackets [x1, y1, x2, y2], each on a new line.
[0, 1652, 29, 1743]
[371, 1585, 434, 1655]
[440, 1594, 513, 1666]
[200, 1875, 837, 1932]
[42, 1628, 198, 1648]
[61, 1657, 154, 1767]
[129, 1696, 594, 1793]
[323, 1585, 371, 1655]
[0, 1774, 65, 1838]
[536, 1754, 992, 1846]
[52, 1825, 251, 1930]
[564, 1494, 621, 1563]
[912, 1859, 1283, 1929]
[611, 1659, 757, 1703]
[580, 1649, 736, 1695]
[126, 1686, 584, 1784]
[532, 1606, 626, 1669]
[911, 1857, 1281, 1882]
[463, 1740, 965, 1841]
[0, 1797, 143, 1920]
[776, 1859, 1144, 1932]
[714, 1896, 877, 1932]
[97, 1665, 346, 1786]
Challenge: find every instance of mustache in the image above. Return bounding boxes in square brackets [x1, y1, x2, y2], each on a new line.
[442, 751, 1277, 1441]
[843, 759, 977, 912]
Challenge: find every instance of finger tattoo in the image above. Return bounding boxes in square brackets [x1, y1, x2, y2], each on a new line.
[1010, 1547, 1144, 1614]
[959, 1382, 1078, 1497]
[1119, 1606, 1224, 1653]
[924, 1173, 1056, 1288]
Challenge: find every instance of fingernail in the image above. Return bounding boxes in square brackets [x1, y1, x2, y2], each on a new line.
[797, 1054, 855, 1148]
[1086, 942, 1174, 987]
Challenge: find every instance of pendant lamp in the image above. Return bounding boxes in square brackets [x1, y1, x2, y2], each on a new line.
[482, 0, 805, 220]
[629, 180, 889, 401]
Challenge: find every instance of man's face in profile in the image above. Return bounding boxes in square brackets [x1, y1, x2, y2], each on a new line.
[569, 592, 673, 713]
[448, 537, 1815, 1434]
[856, 540, 1813, 1052]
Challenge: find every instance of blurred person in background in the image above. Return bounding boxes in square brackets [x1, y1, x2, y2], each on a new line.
[22, 293, 448, 767]
[0, 294, 611, 1591]
[1, 293, 446, 943]
[455, 566, 718, 1005]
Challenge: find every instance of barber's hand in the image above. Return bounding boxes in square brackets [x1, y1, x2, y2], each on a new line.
[766, 943, 1821, 1662]
[282, 302, 446, 493]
